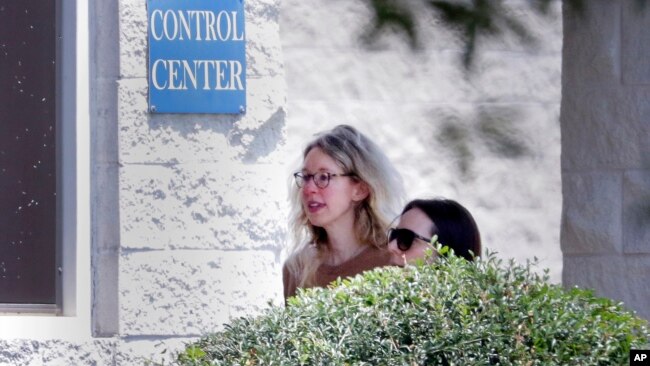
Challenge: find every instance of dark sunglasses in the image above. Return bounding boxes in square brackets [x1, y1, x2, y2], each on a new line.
[387, 228, 433, 251]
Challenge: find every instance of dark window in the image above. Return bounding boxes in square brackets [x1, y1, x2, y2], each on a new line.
[0, 0, 57, 305]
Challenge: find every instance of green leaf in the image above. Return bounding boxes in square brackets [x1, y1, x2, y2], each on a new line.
[173, 249, 650, 365]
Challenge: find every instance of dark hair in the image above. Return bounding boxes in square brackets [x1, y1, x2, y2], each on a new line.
[402, 198, 481, 261]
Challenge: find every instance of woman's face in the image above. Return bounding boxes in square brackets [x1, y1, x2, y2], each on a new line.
[300, 147, 368, 231]
[388, 207, 435, 266]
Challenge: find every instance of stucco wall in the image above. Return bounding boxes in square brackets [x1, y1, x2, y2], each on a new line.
[1, 0, 570, 364]
[281, 0, 563, 281]
[3, 1, 648, 364]
[113, 0, 288, 361]
[561, 0, 650, 320]
[0, 0, 288, 364]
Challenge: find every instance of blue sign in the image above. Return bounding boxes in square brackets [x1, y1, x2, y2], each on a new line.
[148, 0, 246, 114]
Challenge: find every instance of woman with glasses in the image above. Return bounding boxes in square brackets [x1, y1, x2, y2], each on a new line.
[388, 198, 481, 266]
[283, 125, 405, 301]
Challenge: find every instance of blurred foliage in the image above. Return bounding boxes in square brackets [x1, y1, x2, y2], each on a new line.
[476, 108, 530, 158]
[363, 0, 647, 69]
[364, 1, 649, 178]
[438, 119, 473, 176]
[436, 107, 530, 178]
[173, 249, 649, 365]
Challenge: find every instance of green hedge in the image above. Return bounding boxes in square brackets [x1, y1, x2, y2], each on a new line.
[175, 250, 649, 365]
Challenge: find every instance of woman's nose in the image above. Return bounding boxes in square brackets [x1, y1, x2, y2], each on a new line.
[387, 239, 398, 253]
[387, 240, 406, 266]
[388, 239, 403, 257]
[302, 177, 319, 193]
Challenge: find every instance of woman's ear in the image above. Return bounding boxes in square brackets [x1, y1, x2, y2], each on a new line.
[352, 181, 370, 202]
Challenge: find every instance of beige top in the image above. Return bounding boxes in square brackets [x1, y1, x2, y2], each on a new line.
[283, 245, 392, 301]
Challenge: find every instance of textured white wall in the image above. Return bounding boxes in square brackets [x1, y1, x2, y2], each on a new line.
[0, 0, 289, 364]
[561, 1, 650, 320]
[281, 0, 563, 281]
[0, 0, 567, 364]
[114, 0, 288, 362]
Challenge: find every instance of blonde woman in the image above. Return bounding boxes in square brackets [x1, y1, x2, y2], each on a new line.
[283, 125, 405, 301]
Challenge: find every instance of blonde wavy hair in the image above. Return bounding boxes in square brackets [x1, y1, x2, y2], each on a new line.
[285, 125, 405, 288]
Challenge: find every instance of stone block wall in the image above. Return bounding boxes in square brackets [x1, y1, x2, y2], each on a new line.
[0, 0, 288, 364]
[112, 0, 288, 362]
[280, 0, 563, 281]
[561, 0, 650, 320]
[15, 0, 643, 363]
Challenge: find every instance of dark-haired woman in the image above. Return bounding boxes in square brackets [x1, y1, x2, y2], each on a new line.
[387, 198, 481, 265]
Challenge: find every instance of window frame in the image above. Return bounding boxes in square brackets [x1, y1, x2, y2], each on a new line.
[0, 0, 60, 313]
[0, 0, 87, 328]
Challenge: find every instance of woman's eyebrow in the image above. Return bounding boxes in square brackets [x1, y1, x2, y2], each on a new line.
[301, 168, 334, 173]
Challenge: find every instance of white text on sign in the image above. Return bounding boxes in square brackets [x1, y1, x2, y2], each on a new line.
[150, 10, 244, 41]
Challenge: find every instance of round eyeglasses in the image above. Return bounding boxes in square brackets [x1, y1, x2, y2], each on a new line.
[293, 172, 355, 189]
